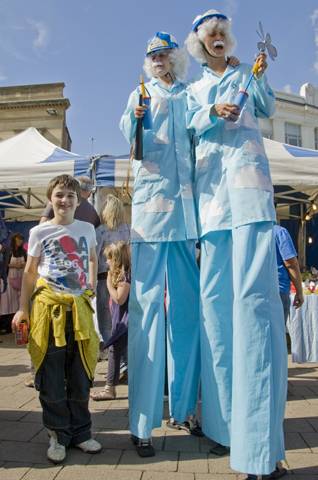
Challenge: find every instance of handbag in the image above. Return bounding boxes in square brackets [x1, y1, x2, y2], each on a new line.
[9, 276, 22, 290]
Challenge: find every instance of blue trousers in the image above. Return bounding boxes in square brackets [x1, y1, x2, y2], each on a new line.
[129, 240, 200, 439]
[200, 222, 287, 475]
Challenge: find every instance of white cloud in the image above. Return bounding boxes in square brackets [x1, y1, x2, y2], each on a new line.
[282, 84, 292, 94]
[311, 9, 318, 74]
[28, 19, 49, 50]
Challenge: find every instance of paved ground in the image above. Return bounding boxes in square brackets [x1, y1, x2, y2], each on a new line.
[0, 333, 318, 480]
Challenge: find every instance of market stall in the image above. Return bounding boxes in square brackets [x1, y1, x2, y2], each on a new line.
[1, 128, 318, 231]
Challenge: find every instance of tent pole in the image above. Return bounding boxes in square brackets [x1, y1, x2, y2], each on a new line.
[297, 204, 306, 269]
[26, 188, 31, 209]
[89, 155, 100, 208]
[303, 220, 307, 269]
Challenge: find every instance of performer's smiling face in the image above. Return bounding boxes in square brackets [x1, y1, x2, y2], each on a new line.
[149, 50, 171, 78]
[202, 28, 226, 58]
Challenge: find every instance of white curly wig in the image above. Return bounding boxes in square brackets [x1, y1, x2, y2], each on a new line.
[185, 17, 236, 64]
[143, 47, 189, 82]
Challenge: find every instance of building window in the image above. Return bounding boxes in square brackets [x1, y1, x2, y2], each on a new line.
[285, 122, 302, 147]
[315, 128, 318, 150]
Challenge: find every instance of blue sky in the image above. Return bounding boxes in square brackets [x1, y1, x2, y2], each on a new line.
[1, 0, 318, 156]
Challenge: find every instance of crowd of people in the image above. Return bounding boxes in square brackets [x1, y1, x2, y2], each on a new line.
[0, 233, 27, 332]
[5, 8, 306, 480]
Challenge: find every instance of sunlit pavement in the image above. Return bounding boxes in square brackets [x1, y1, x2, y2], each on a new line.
[0, 332, 318, 480]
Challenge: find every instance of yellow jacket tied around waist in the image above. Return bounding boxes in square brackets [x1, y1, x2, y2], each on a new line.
[28, 278, 99, 380]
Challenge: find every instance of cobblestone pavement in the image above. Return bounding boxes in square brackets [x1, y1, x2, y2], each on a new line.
[0, 332, 317, 479]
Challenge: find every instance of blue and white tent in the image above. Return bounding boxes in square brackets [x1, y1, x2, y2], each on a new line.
[94, 139, 318, 205]
[0, 127, 90, 220]
[264, 138, 318, 191]
[1, 127, 318, 220]
[93, 154, 131, 188]
[94, 139, 318, 193]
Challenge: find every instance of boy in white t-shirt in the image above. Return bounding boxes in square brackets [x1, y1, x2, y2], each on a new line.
[12, 174, 102, 464]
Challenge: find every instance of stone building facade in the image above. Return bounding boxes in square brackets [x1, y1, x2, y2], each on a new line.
[260, 83, 318, 150]
[0, 82, 71, 150]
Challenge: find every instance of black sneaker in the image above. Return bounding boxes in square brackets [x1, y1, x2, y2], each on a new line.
[131, 435, 155, 457]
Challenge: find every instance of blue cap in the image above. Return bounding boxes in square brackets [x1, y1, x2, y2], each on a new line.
[192, 9, 228, 32]
[146, 32, 179, 56]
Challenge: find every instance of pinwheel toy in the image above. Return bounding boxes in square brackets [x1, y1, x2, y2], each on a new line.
[234, 21, 278, 111]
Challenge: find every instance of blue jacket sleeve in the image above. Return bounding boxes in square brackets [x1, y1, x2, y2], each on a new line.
[119, 89, 139, 144]
[251, 74, 276, 118]
[186, 87, 217, 137]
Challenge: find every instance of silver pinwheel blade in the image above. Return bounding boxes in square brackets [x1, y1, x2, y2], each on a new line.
[267, 43, 278, 60]
[256, 21, 278, 60]
[257, 21, 265, 39]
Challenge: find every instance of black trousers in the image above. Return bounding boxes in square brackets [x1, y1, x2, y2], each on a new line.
[35, 312, 92, 446]
[107, 333, 127, 386]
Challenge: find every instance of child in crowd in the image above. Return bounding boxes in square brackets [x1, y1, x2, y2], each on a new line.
[95, 194, 130, 355]
[91, 241, 130, 401]
[11, 174, 102, 464]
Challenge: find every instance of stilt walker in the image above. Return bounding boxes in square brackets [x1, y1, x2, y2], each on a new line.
[120, 32, 201, 457]
[185, 10, 287, 478]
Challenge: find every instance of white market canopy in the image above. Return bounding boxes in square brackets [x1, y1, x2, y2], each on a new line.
[0, 127, 89, 189]
[264, 138, 318, 199]
[1, 128, 318, 220]
[94, 139, 318, 206]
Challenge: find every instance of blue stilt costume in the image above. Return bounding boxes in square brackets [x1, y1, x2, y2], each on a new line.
[120, 32, 200, 441]
[186, 10, 287, 475]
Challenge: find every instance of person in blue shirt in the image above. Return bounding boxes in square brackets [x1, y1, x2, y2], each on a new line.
[120, 32, 201, 458]
[185, 10, 287, 479]
[274, 224, 304, 322]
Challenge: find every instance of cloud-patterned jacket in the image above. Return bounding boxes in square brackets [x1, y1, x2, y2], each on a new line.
[120, 78, 198, 243]
[186, 63, 276, 237]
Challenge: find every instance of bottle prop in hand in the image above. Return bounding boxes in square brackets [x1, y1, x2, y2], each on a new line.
[140, 76, 152, 130]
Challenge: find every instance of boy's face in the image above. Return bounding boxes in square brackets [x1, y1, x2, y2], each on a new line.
[49, 185, 79, 222]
